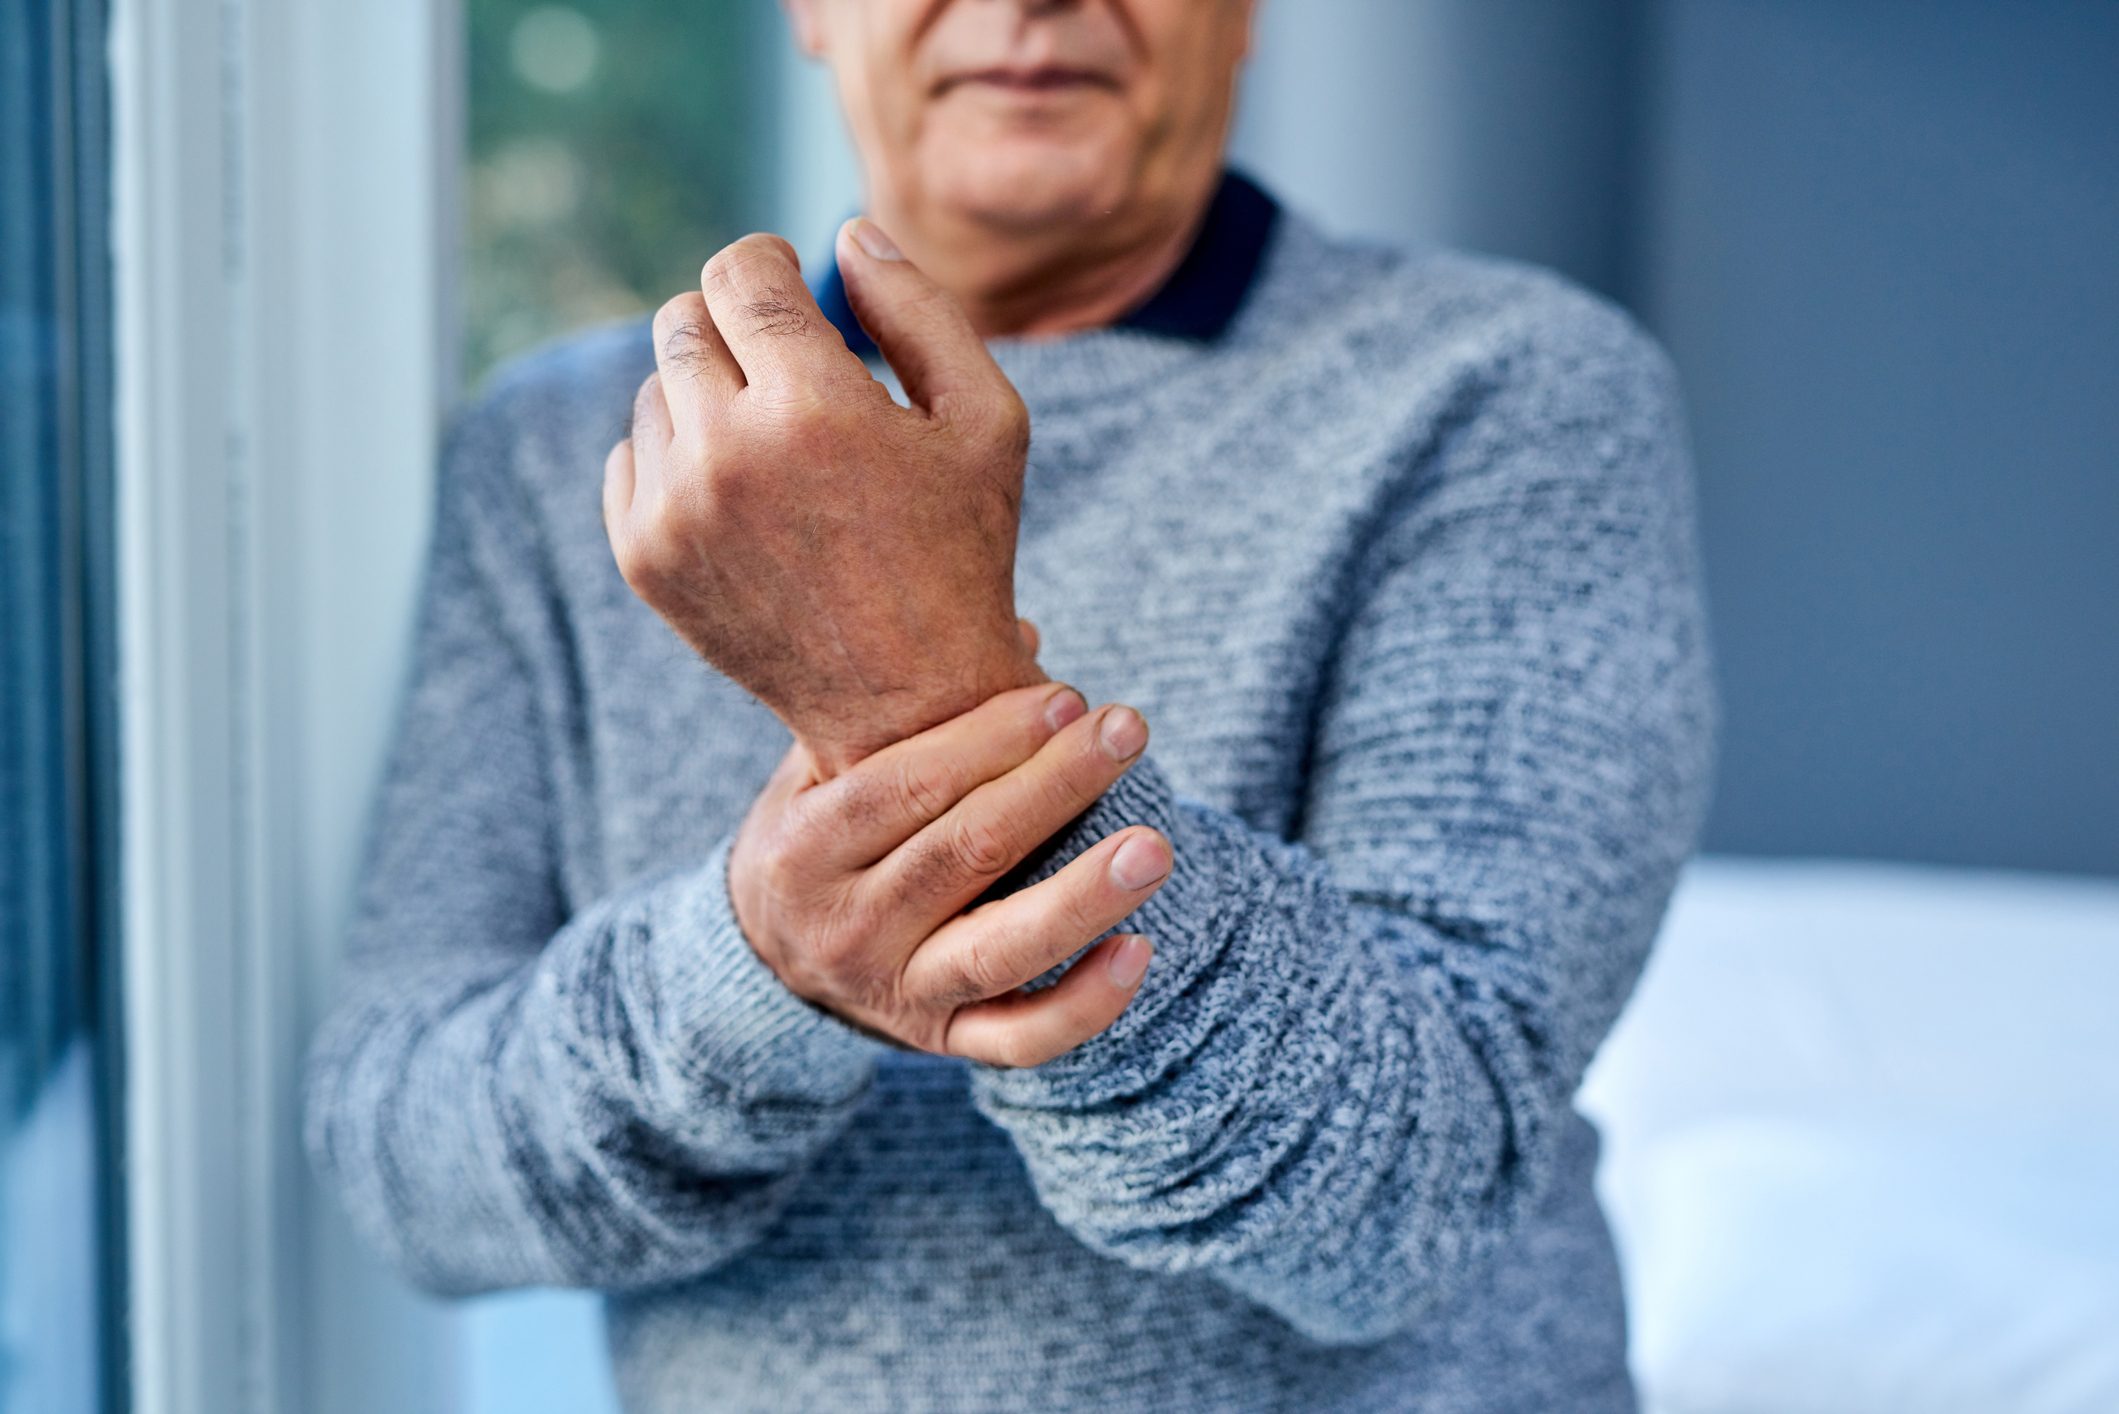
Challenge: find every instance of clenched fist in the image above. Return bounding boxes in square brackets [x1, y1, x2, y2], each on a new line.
[603, 218, 1043, 777]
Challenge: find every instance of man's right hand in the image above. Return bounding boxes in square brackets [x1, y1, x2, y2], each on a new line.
[728, 683, 1170, 1068]
[604, 220, 1043, 779]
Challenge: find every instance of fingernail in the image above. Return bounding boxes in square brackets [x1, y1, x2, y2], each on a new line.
[851, 217, 904, 261]
[1043, 686, 1087, 732]
[1106, 935, 1152, 990]
[1099, 706, 1147, 761]
[1109, 833, 1170, 891]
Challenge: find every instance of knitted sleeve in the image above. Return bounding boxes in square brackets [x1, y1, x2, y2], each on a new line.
[968, 302, 1717, 1344]
[301, 388, 887, 1296]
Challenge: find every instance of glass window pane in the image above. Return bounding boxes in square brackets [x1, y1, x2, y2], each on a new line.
[464, 0, 780, 384]
[0, 0, 124, 1410]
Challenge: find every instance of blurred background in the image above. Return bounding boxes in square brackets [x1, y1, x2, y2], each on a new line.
[5, 2, 2115, 1412]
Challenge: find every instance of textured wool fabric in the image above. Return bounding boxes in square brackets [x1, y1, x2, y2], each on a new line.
[304, 206, 1715, 1413]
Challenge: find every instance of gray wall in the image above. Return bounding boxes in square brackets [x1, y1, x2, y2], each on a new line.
[1235, 0, 1642, 303]
[1641, 2, 2118, 875]
[1235, 1, 2119, 876]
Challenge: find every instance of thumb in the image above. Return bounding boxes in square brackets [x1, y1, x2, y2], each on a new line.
[836, 216, 1004, 421]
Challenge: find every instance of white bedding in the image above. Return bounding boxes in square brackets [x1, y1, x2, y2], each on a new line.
[1579, 857, 2119, 1414]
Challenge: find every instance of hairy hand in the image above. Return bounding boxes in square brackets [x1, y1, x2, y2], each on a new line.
[728, 683, 1169, 1067]
[603, 220, 1041, 777]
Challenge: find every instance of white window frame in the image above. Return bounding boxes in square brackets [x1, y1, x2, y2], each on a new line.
[108, 0, 463, 1410]
[100, 4, 876, 1406]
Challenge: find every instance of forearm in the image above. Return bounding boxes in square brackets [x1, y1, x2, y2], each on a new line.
[970, 746, 1689, 1344]
[304, 839, 886, 1295]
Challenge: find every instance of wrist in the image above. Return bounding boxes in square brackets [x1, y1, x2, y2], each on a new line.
[797, 645, 1049, 779]
[642, 842, 887, 1106]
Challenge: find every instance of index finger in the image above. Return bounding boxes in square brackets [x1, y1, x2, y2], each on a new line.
[699, 233, 866, 392]
[866, 703, 1150, 933]
[793, 681, 1085, 869]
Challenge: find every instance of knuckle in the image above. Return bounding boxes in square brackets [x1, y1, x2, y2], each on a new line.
[699, 242, 748, 290]
[703, 454, 754, 503]
[728, 230, 796, 264]
[973, 386, 1030, 460]
[621, 529, 693, 605]
[742, 286, 816, 340]
[894, 841, 953, 907]
[609, 513, 660, 581]
[754, 822, 804, 895]
[949, 931, 1004, 1006]
[946, 816, 1013, 881]
[807, 772, 870, 832]
[780, 406, 837, 451]
[601, 441, 632, 499]
[611, 533, 648, 589]
[704, 239, 813, 339]
[780, 782, 834, 841]
[656, 303, 717, 377]
[743, 381, 831, 429]
[611, 540, 648, 596]
[988, 1025, 1048, 1071]
[630, 373, 663, 429]
[825, 772, 893, 835]
[997, 388, 1031, 447]
[894, 759, 954, 824]
[661, 459, 713, 523]
[654, 290, 706, 332]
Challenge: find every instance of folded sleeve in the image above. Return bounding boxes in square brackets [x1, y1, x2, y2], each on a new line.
[302, 388, 887, 1296]
[969, 303, 1717, 1344]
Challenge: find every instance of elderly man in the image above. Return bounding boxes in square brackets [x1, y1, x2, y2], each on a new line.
[305, 1, 1713, 1410]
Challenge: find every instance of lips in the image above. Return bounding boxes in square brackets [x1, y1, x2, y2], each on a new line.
[938, 66, 1116, 96]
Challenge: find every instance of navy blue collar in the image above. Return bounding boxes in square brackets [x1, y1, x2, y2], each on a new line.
[813, 168, 1280, 360]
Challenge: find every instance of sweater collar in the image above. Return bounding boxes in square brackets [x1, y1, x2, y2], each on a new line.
[811, 167, 1281, 361]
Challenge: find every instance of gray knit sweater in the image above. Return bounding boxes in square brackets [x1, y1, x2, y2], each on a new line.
[304, 207, 1714, 1413]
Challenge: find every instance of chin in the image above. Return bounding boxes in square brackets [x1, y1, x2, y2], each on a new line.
[923, 127, 1135, 235]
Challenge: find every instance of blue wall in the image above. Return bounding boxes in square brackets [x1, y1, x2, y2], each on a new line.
[1643, 2, 2119, 875]
[1239, 1, 2119, 876]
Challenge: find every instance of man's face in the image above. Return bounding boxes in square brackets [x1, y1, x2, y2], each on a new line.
[787, 0, 1255, 234]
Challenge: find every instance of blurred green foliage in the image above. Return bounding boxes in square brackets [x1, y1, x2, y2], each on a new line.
[464, 0, 777, 383]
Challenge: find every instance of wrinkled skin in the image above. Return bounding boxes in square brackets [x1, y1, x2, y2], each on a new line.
[604, 227, 1041, 777]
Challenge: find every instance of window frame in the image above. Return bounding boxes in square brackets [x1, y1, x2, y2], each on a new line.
[108, 1, 461, 1410]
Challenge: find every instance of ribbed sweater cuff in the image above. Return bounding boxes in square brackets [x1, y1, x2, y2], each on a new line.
[981, 755, 1226, 1091]
[645, 838, 888, 1106]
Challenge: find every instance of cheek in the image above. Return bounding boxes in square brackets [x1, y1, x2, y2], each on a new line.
[829, 60, 890, 153]
[864, 69, 950, 179]
[1136, 8, 1246, 126]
